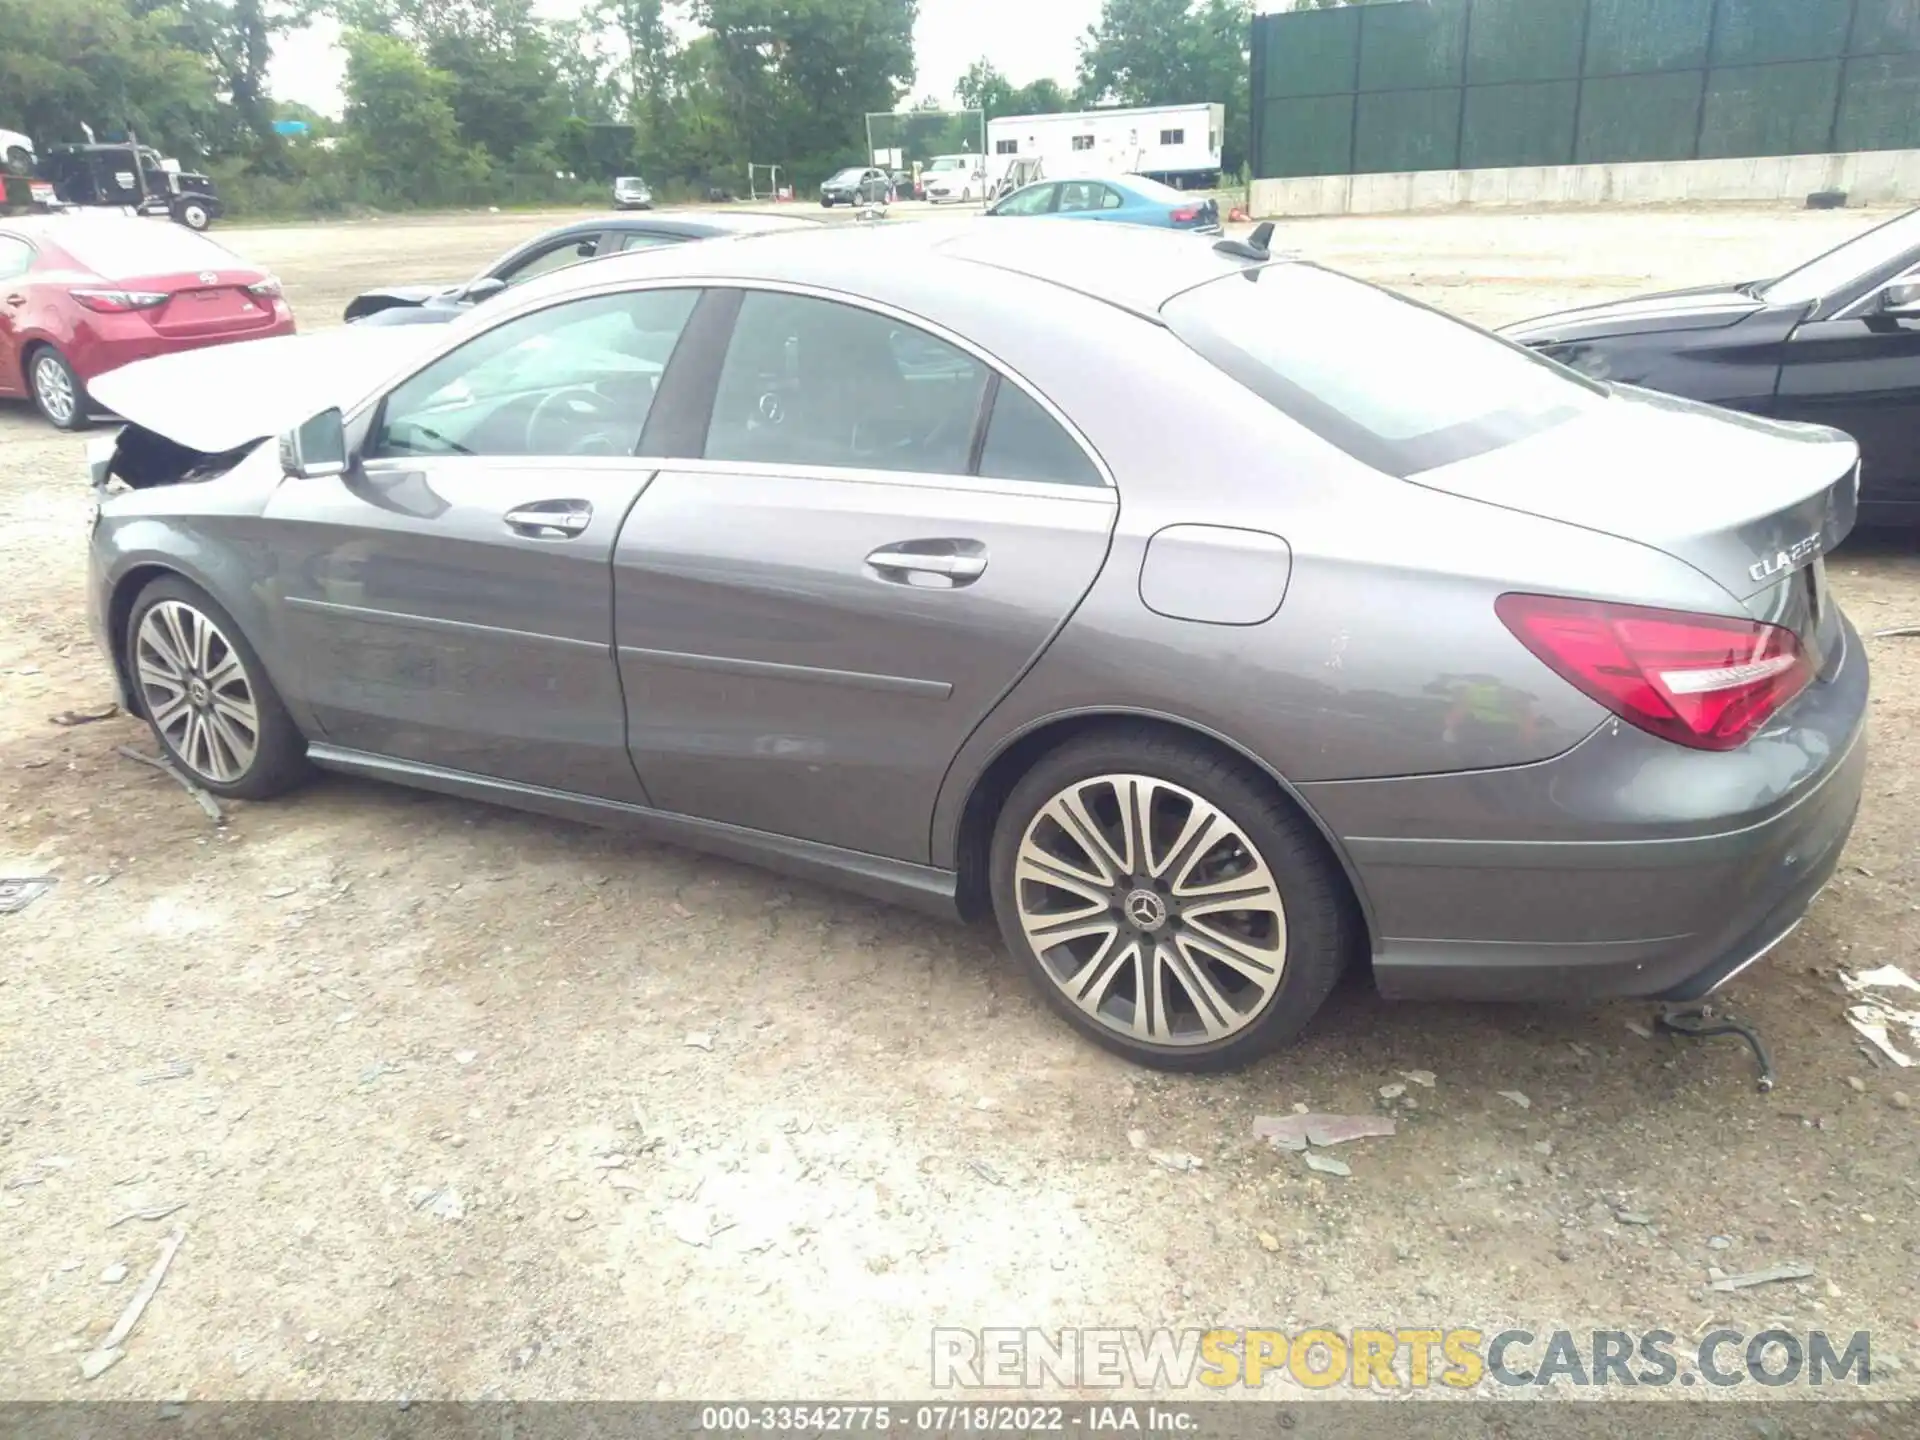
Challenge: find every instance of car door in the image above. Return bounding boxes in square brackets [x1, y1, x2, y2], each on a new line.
[265, 284, 704, 798]
[1775, 269, 1920, 514]
[0, 234, 32, 395]
[613, 286, 1118, 862]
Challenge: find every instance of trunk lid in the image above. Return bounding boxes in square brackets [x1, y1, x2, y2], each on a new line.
[1413, 385, 1860, 616]
[132, 268, 281, 340]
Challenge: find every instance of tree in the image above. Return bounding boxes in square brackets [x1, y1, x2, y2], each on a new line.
[1077, 0, 1252, 171]
[955, 59, 1015, 118]
[337, 28, 487, 199]
[0, 0, 219, 157]
[696, 0, 916, 183]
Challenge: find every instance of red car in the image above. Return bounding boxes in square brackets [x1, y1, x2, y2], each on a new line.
[0, 215, 293, 430]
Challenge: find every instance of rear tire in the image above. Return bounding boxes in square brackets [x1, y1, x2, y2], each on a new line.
[125, 576, 309, 801]
[27, 346, 88, 431]
[989, 728, 1353, 1073]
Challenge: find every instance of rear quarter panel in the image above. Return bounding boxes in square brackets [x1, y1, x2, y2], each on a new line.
[905, 299, 1744, 869]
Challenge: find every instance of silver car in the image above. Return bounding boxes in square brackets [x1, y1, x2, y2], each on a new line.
[83, 221, 1869, 1073]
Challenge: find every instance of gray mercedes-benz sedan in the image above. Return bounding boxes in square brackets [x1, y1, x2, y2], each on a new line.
[81, 220, 1868, 1073]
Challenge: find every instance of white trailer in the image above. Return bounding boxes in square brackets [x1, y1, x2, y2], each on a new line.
[985, 103, 1224, 188]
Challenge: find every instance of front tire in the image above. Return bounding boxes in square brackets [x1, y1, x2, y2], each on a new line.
[175, 199, 211, 231]
[989, 729, 1353, 1073]
[28, 347, 88, 430]
[126, 577, 309, 800]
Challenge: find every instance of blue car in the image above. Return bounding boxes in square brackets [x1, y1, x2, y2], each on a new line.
[985, 174, 1221, 233]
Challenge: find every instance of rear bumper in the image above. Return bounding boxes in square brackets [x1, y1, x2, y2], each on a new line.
[1301, 613, 1870, 1004]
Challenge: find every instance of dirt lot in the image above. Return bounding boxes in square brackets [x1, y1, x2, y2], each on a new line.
[2, 204, 1917, 1403]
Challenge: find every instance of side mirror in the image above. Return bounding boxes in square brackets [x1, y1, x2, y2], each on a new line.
[462, 276, 507, 305]
[278, 407, 348, 479]
[1881, 280, 1920, 316]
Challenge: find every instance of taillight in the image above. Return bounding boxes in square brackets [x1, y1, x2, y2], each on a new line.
[247, 277, 282, 299]
[70, 288, 168, 313]
[1170, 206, 1200, 222]
[1495, 593, 1811, 752]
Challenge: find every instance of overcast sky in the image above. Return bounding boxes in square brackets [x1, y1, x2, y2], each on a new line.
[269, 0, 1108, 119]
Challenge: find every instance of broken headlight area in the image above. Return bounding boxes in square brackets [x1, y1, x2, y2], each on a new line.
[97, 423, 260, 492]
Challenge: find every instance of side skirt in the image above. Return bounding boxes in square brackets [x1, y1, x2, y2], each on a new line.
[306, 744, 963, 920]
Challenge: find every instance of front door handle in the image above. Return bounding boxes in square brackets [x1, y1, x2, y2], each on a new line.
[2, 294, 23, 308]
[504, 501, 592, 538]
[865, 541, 988, 587]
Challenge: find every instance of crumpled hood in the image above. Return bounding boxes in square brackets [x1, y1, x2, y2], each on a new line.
[88, 326, 443, 455]
[1499, 282, 1769, 345]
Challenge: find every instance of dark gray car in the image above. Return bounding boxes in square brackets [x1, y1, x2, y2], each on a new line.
[84, 220, 1869, 1073]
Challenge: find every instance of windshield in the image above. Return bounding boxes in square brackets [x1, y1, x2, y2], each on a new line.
[1163, 263, 1604, 477]
[1760, 207, 1920, 306]
[827, 169, 865, 185]
[926, 157, 969, 172]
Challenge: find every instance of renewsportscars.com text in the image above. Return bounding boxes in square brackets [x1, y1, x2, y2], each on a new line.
[932, 1327, 1877, 1391]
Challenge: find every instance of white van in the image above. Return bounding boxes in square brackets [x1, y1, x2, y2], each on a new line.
[921, 154, 989, 205]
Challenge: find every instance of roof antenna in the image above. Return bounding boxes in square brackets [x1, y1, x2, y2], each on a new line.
[1213, 220, 1275, 262]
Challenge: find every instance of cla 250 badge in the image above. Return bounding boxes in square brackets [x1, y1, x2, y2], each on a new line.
[1750, 533, 1821, 583]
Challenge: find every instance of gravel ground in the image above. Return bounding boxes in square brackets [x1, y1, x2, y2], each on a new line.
[1, 203, 1917, 1403]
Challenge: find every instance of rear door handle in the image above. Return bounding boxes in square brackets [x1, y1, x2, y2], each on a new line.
[2, 294, 23, 308]
[865, 542, 988, 587]
[504, 501, 592, 537]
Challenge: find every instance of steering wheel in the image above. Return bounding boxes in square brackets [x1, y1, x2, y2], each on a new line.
[526, 386, 628, 456]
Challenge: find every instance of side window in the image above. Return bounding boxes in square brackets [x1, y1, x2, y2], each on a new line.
[1058, 182, 1103, 213]
[978, 382, 1103, 487]
[1101, 187, 1125, 210]
[705, 292, 988, 476]
[617, 232, 682, 252]
[500, 234, 601, 287]
[0, 237, 31, 281]
[369, 288, 697, 460]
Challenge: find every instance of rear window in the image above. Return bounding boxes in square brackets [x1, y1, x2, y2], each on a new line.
[1162, 263, 1604, 476]
[54, 221, 234, 278]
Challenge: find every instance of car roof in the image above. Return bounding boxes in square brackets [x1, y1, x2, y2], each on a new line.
[511, 214, 1263, 321]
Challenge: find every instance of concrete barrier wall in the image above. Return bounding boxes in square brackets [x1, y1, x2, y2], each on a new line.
[1250, 150, 1920, 218]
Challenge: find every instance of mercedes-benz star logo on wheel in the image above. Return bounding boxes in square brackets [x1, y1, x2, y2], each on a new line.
[1124, 889, 1168, 932]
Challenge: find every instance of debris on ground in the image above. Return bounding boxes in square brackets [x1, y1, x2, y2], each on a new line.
[49, 703, 117, 727]
[100, 1262, 129, 1283]
[1149, 1151, 1205, 1173]
[607, 1171, 643, 1192]
[81, 1226, 183, 1379]
[407, 1186, 465, 1221]
[1626, 1021, 1655, 1040]
[0, 877, 56, 916]
[1842, 966, 1920, 1068]
[1257, 1232, 1280, 1252]
[1708, 1236, 1731, 1250]
[1303, 1152, 1351, 1177]
[1873, 625, 1920, 638]
[1399, 1070, 1436, 1088]
[134, 1060, 192, 1086]
[684, 1031, 714, 1052]
[1378, 1083, 1406, 1100]
[1497, 1090, 1532, 1110]
[1615, 1210, 1654, 1226]
[966, 1159, 1005, 1186]
[1847, 1076, 1867, 1092]
[115, 746, 223, 824]
[108, 1202, 186, 1229]
[452, 1050, 477, 1066]
[1254, 1114, 1396, 1154]
[1126, 1129, 1148, 1150]
[1709, 1262, 1814, 1292]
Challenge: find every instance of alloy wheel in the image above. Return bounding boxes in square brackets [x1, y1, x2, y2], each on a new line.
[1014, 774, 1288, 1047]
[134, 600, 261, 783]
[32, 355, 75, 426]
